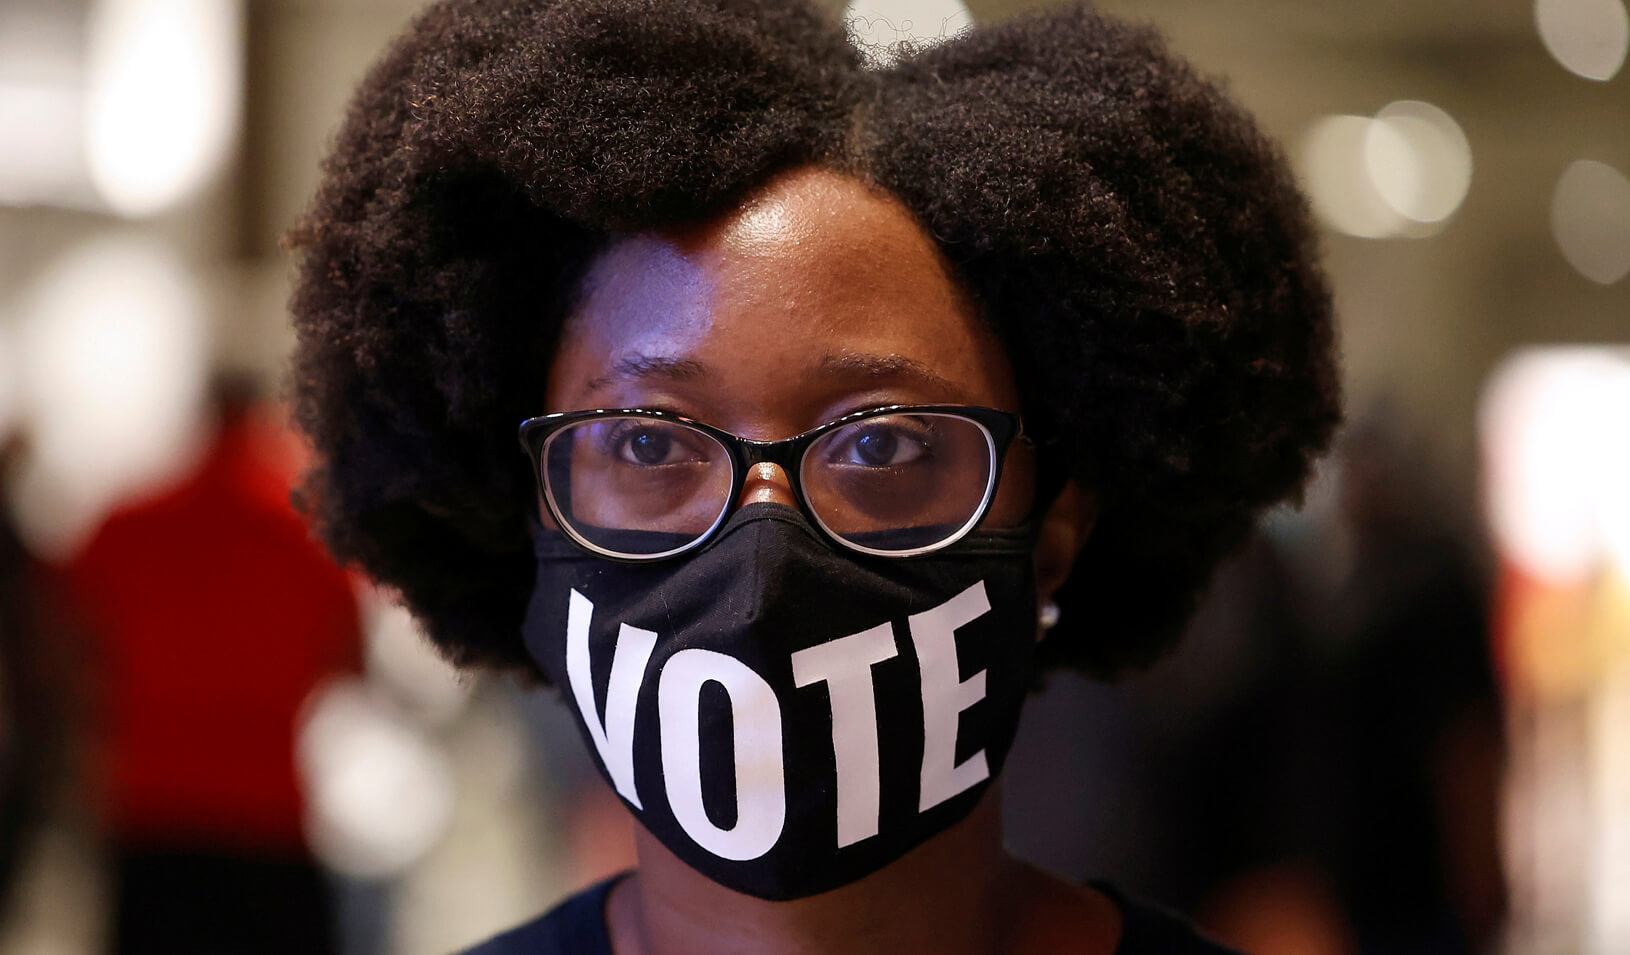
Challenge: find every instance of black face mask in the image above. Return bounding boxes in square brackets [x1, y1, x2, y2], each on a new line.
[521, 501, 1039, 900]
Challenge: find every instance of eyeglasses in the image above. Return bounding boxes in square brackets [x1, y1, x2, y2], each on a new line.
[517, 404, 1026, 561]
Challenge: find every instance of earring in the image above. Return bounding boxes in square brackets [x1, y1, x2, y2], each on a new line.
[1038, 600, 1060, 632]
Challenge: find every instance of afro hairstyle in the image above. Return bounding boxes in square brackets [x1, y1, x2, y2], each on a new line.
[285, 0, 1342, 683]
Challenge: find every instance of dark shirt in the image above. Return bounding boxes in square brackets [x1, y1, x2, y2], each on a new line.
[461, 871, 1243, 954]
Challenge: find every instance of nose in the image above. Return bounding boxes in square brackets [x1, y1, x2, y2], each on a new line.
[737, 461, 798, 508]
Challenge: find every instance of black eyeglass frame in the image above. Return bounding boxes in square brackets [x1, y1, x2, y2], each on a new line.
[517, 404, 1027, 562]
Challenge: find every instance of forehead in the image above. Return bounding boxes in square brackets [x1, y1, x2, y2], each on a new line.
[546, 165, 1018, 430]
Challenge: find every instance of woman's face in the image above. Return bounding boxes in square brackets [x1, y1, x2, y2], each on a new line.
[542, 164, 1089, 593]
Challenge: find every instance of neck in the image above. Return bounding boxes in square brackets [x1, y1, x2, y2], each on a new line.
[610, 789, 1022, 955]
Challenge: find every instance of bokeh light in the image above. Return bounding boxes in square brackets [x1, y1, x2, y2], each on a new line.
[11, 235, 209, 557]
[1551, 159, 1630, 285]
[1535, 0, 1630, 81]
[84, 0, 242, 217]
[1300, 101, 1472, 239]
[1481, 347, 1630, 585]
[1301, 114, 1409, 239]
[1367, 100, 1474, 226]
[297, 678, 457, 880]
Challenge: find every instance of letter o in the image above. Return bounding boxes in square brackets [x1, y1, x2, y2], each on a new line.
[657, 649, 786, 861]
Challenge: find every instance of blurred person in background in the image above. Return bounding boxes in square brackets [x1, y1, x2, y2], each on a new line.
[283, 0, 1341, 952]
[61, 373, 364, 954]
[1266, 416, 1503, 955]
[1006, 414, 1504, 955]
[1188, 414, 1504, 955]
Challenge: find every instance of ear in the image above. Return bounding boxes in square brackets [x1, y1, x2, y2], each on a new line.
[1034, 479, 1097, 605]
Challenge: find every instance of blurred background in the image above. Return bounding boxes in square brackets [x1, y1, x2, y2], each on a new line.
[0, 0, 1625, 952]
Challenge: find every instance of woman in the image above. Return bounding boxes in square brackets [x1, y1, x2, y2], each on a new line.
[286, 0, 1341, 951]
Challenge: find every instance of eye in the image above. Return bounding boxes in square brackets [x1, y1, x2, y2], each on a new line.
[622, 427, 674, 465]
[604, 421, 709, 467]
[833, 423, 929, 467]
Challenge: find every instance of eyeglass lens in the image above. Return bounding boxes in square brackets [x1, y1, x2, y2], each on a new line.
[800, 413, 995, 553]
[540, 413, 997, 558]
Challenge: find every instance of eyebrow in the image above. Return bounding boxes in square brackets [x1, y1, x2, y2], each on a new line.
[582, 350, 965, 398]
[816, 353, 962, 395]
[584, 354, 709, 392]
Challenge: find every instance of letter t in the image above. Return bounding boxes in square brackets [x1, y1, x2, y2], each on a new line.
[790, 623, 898, 848]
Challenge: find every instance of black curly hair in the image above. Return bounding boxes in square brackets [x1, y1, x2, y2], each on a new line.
[286, 0, 1341, 684]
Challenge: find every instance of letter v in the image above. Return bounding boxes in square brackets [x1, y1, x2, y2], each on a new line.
[566, 588, 656, 809]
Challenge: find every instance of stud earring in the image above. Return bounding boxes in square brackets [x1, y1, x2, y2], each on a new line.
[1038, 599, 1060, 632]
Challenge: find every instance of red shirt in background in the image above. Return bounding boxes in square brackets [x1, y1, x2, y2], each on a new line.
[64, 409, 363, 855]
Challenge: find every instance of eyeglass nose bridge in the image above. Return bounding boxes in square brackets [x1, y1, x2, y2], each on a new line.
[726, 434, 814, 506]
[732, 435, 805, 470]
